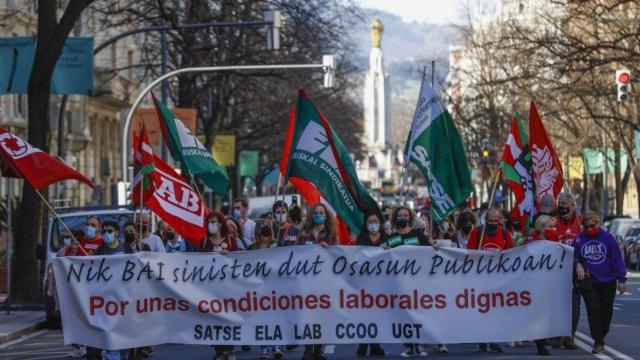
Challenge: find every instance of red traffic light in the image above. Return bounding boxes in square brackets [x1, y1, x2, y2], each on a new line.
[618, 72, 630, 84]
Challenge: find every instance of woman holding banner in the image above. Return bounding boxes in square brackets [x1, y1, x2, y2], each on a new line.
[249, 218, 285, 359]
[297, 203, 336, 360]
[385, 206, 430, 357]
[200, 212, 238, 360]
[355, 211, 387, 357]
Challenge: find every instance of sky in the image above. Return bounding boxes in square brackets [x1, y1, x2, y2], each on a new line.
[358, 0, 465, 24]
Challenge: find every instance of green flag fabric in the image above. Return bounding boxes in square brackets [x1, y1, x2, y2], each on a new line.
[583, 148, 628, 175]
[404, 77, 472, 222]
[284, 90, 380, 233]
[152, 94, 229, 195]
[239, 150, 259, 178]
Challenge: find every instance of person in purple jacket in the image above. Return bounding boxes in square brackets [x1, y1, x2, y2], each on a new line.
[574, 210, 627, 354]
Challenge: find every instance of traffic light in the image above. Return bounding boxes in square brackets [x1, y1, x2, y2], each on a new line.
[481, 138, 490, 163]
[616, 68, 631, 102]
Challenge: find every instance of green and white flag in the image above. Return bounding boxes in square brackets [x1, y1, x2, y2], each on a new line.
[152, 94, 229, 195]
[403, 77, 472, 222]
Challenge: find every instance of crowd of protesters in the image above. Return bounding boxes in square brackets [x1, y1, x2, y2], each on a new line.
[53, 191, 627, 359]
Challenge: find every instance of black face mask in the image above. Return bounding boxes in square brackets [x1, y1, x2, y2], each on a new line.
[557, 206, 571, 217]
[486, 223, 498, 234]
[166, 232, 175, 241]
[396, 219, 410, 229]
[462, 224, 473, 234]
[124, 233, 136, 244]
[512, 222, 521, 231]
[259, 226, 272, 237]
[384, 214, 391, 221]
[137, 225, 148, 234]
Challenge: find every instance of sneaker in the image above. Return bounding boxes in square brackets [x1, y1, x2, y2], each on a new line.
[478, 343, 488, 351]
[592, 344, 605, 354]
[242, 345, 251, 352]
[226, 351, 237, 360]
[400, 346, 415, 358]
[273, 346, 284, 359]
[562, 337, 578, 350]
[69, 346, 85, 358]
[260, 347, 271, 359]
[537, 348, 551, 356]
[415, 344, 428, 357]
[508, 342, 516, 348]
[436, 344, 448, 353]
[489, 344, 504, 353]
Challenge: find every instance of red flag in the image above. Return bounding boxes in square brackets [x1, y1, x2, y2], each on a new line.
[132, 128, 207, 246]
[0, 127, 93, 190]
[529, 102, 564, 207]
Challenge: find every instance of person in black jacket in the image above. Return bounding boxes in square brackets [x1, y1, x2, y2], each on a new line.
[355, 211, 387, 357]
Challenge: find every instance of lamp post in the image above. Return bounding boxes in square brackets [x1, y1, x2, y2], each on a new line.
[120, 59, 337, 182]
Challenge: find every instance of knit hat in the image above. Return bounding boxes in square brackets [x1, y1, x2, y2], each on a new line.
[540, 193, 555, 214]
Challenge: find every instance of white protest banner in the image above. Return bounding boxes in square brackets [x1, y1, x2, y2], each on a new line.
[53, 241, 572, 350]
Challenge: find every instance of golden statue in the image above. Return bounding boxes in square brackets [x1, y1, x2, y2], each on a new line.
[371, 18, 384, 48]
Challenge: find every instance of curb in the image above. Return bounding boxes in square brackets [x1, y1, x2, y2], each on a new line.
[0, 318, 46, 345]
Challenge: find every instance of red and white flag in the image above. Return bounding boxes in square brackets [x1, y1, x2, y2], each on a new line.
[529, 102, 564, 207]
[132, 128, 207, 246]
[0, 127, 93, 190]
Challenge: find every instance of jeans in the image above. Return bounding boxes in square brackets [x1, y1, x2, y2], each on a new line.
[572, 286, 581, 335]
[102, 350, 129, 360]
[581, 280, 617, 346]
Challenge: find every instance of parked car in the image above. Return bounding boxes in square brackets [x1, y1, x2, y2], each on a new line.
[39, 206, 134, 329]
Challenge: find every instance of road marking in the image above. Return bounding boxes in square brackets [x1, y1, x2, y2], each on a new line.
[574, 337, 612, 360]
[575, 331, 635, 360]
[323, 345, 335, 354]
[0, 329, 48, 350]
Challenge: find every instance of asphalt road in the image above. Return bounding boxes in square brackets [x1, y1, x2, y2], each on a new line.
[1, 274, 638, 360]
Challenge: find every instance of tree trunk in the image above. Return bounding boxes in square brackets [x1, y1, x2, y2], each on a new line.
[13, 0, 93, 303]
[582, 166, 590, 213]
[635, 168, 640, 218]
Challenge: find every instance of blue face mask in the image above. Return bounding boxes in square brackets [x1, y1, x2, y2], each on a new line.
[313, 214, 326, 225]
[85, 226, 96, 239]
[103, 232, 115, 245]
[233, 209, 242, 219]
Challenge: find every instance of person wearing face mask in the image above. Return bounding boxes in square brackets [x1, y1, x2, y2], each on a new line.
[297, 203, 337, 247]
[200, 212, 238, 360]
[296, 204, 335, 360]
[354, 212, 387, 357]
[96, 221, 125, 255]
[574, 211, 627, 355]
[248, 219, 284, 359]
[122, 222, 151, 253]
[467, 208, 510, 353]
[383, 206, 431, 250]
[163, 223, 196, 253]
[456, 211, 477, 248]
[555, 192, 582, 245]
[467, 208, 514, 252]
[201, 212, 237, 254]
[232, 197, 256, 246]
[136, 213, 166, 253]
[431, 217, 459, 250]
[272, 201, 300, 246]
[382, 206, 430, 358]
[381, 205, 393, 234]
[79, 216, 104, 255]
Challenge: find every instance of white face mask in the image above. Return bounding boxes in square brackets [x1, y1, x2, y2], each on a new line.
[208, 223, 219, 235]
[63, 237, 72, 247]
[367, 223, 380, 233]
[440, 222, 450, 232]
[275, 213, 286, 223]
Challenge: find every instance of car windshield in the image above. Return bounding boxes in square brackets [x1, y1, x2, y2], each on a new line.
[626, 227, 640, 238]
[50, 212, 134, 252]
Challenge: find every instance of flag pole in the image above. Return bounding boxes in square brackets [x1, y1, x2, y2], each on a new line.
[400, 65, 429, 205]
[34, 190, 88, 256]
[478, 168, 501, 249]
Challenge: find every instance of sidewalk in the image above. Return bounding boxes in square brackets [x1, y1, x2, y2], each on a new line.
[0, 311, 45, 345]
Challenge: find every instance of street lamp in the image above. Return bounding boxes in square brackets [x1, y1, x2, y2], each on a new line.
[120, 58, 337, 182]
